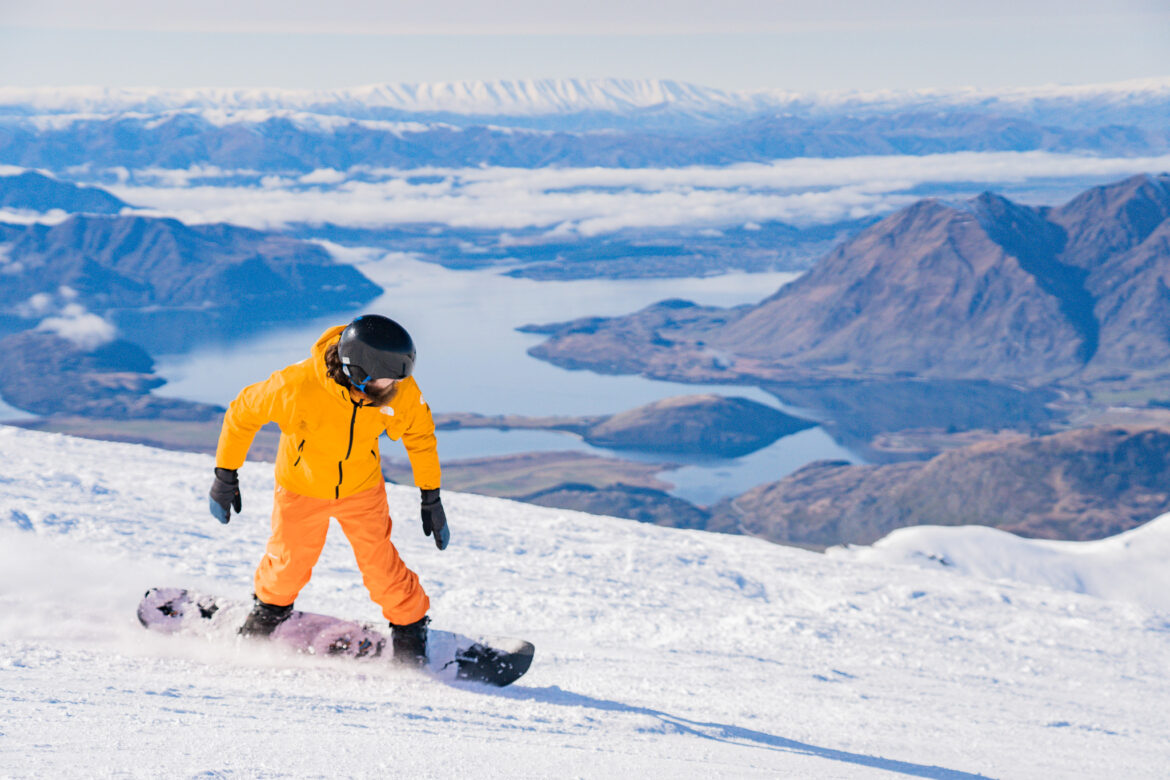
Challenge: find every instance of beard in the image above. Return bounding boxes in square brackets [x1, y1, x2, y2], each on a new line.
[361, 381, 400, 407]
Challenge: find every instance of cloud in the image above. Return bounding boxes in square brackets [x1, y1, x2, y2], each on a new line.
[299, 168, 347, 185]
[17, 293, 56, 318]
[130, 164, 256, 187]
[105, 151, 1170, 236]
[36, 303, 118, 350]
[305, 239, 386, 265]
[19, 289, 117, 350]
[0, 246, 24, 276]
[0, 208, 72, 226]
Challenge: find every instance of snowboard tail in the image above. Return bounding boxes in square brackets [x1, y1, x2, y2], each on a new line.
[138, 587, 534, 687]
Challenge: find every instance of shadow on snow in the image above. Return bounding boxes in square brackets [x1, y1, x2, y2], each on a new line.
[481, 683, 994, 780]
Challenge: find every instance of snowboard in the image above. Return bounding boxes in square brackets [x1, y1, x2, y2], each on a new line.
[137, 587, 534, 687]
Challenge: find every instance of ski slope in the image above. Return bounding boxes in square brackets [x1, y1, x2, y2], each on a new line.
[829, 520, 1170, 615]
[1, 425, 1168, 778]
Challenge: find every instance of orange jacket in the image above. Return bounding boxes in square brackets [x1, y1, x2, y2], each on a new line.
[215, 325, 441, 499]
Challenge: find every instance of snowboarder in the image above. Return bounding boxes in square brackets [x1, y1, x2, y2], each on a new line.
[207, 314, 448, 666]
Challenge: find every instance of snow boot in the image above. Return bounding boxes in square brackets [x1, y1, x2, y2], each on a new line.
[388, 615, 430, 666]
[239, 596, 294, 637]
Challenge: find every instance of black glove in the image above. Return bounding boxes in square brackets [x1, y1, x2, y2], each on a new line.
[209, 467, 242, 524]
[420, 488, 450, 550]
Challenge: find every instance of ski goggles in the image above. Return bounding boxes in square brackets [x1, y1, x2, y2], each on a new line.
[342, 364, 398, 395]
[342, 363, 375, 393]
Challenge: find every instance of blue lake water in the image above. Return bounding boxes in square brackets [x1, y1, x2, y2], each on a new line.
[0, 397, 34, 423]
[154, 254, 863, 504]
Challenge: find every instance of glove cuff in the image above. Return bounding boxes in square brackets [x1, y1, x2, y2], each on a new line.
[420, 488, 441, 505]
[215, 467, 239, 484]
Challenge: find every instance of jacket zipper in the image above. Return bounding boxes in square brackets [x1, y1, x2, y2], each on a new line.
[336, 400, 360, 499]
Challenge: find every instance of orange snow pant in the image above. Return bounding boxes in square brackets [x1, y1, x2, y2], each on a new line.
[254, 483, 430, 625]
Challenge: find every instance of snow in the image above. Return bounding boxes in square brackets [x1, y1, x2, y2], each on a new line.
[2, 75, 1169, 122]
[0, 79, 740, 120]
[829, 519, 1170, 614]
[1, 424, 1168, 777]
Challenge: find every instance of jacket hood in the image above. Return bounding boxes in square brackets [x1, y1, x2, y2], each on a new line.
[311, 324, 350, 402]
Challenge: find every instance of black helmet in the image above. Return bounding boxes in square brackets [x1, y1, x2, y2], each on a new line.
[336, 315, 415, 390]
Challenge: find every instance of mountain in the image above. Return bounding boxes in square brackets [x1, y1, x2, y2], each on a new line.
[1, 425, 1168, 776]
[6, 111, 1163, 174]
[4, 76, 1170, 128]
[581, 394, 813, 457]
[529, 174, 1170, 395]
[0, 211, 382, 349]
[0, 330, 221, 420]
[706, 426, 1170, 548]
[0, 109, 1163, 174]
[436, 394, 814, 458]
[0, 170, 128, 213]
[712, 174, 1170, 382]
[0, 79, 748, 127]
[715, 197, 1087, 382]
[2, 77, 1169, 171]
[1049, 171, 1170, 268]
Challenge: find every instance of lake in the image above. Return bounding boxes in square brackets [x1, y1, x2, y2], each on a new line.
[154, 253, 863, 504]
[0, 396, 33, 423]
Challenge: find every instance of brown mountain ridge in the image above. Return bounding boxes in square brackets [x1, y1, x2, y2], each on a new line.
[705, 425, 1170, 549]
[527, 174, 1170, 395]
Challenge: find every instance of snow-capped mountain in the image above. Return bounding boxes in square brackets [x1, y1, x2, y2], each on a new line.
[1, 425, 1168, 776]
[0, 78, 739, 118]
[3, 77, 1168, 174]
[3, 76, 1170, 128]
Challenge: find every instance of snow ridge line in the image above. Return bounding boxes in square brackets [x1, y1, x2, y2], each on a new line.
[2, 75, 1170, 118]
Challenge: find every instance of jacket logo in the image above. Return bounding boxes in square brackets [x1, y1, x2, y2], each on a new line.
[381, 407, 395, 416]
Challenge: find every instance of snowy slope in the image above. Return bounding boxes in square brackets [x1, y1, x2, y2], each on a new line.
[830, 520, 1170, 614]
[1, 425, 1169, 778]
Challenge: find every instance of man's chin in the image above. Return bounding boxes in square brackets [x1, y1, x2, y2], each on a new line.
[363, 386, 400, 407]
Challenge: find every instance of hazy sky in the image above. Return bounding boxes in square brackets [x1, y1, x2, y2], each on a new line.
[2, 0, 1168, 92]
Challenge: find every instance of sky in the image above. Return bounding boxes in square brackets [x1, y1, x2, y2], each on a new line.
[1, 0, 1168, 93]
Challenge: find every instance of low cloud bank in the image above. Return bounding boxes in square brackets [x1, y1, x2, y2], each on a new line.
[103, 151, 1170, 235]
